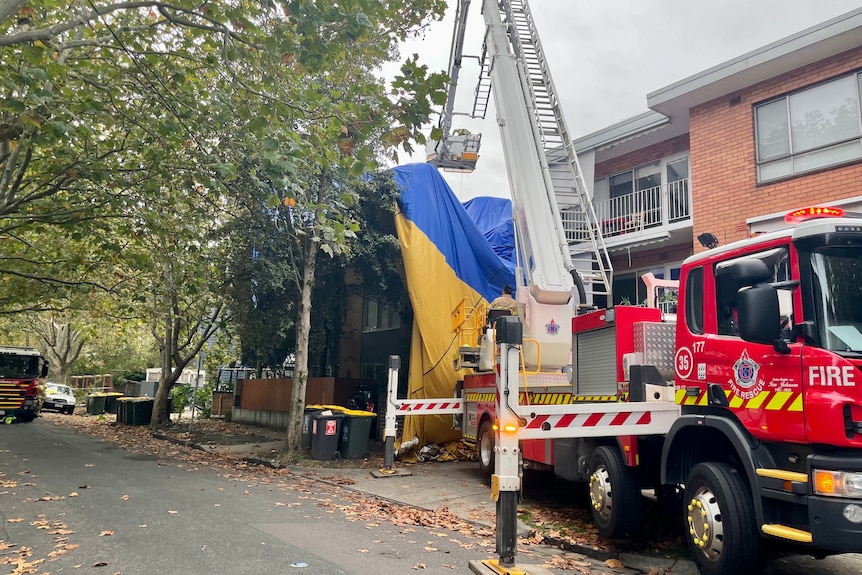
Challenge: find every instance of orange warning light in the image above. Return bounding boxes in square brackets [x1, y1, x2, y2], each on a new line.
[815, 471, 835, 495]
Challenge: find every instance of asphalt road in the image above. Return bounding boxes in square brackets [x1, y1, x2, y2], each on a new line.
[3, 417, 860, 575]
[0, 418, 506, 575]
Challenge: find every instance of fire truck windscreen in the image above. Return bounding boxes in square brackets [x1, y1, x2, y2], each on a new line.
[0, 355, 40, 379]
[808, 245, 862, 353]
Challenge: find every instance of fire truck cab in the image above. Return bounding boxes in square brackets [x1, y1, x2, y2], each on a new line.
[0, 346, 49, 422]
[660, 208, 862, 571]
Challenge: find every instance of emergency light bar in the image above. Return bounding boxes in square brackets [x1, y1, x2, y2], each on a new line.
[785, 206, 844, 223]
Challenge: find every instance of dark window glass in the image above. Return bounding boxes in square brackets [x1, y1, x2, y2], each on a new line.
[685, 267, 704, 335]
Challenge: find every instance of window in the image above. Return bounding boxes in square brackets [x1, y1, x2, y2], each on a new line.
[0, 355, 39, 378]
[609, 170, 634, 199]
[606, 161, 676, 231]
[666, 158, 690, 221]
[612, 264, 681, 307]
[714, 247, 791, 337]
[755, 72, 862, 182]
[685, 266, 704, 335]
[363, 297, 401, 333]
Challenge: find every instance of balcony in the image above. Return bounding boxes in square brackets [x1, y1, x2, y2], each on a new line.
[562, 178, 692, 250]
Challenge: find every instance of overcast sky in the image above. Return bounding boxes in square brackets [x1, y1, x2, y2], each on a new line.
[382, 0, 861, 200]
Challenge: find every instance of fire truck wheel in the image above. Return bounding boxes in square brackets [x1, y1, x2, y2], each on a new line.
[477, 421, 495, 479]
[588, 446, 642, 538]
[683, 462, 761, 575]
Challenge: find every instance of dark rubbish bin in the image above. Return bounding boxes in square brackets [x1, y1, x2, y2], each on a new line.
[86, 393, 107, 415]
[339, 409, 375, 459]
[116, 397, 134, 424]
[310, 411, 344, 460]
[302, 408, 324, 450]
[104, 392, 123, 416]
[128, 398, 155, 426]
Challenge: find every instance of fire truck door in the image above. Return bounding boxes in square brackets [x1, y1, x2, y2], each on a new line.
[709, 281, 804, 442]
[707, 249, 806, 443]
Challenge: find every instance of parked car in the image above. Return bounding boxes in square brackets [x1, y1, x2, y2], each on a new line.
[42, 383, 76, 414]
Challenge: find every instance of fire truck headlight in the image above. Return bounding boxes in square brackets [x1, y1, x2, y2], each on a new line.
[814, 470, 862, 498]
[844, 504, 862, 524]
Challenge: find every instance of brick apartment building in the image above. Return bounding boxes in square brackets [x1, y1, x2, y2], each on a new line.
[343, 8, 862, 396]
[573, 8, 862, 308]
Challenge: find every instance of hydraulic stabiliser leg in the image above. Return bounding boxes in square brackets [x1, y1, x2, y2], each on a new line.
[491, 316, 522, 568]
[382, 355, 400, 473]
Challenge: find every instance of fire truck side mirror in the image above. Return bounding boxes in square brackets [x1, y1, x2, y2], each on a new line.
[41, 360, 49, 378]
[737, 286, 789, 353]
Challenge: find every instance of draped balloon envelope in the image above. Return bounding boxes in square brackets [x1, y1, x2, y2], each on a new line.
[391, 163, 515, 445]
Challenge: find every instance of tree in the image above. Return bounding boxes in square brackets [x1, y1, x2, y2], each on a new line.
[208, 5, 446, 453]
[2, 1, 447, 436]
[27, 316, 84, 384]
[220, 171, 299, 377]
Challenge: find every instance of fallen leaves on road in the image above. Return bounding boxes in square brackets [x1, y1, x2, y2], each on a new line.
[26, 411, 688, 572]
[542, 553, 594, 573]
[100, 530, 114, 537]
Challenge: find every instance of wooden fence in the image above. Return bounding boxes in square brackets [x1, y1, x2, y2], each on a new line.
[211, 391, 233, 417]
[237, 377, 362, 412]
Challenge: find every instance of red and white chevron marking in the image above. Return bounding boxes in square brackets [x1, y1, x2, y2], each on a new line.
[395, 400, 464, 415]
[525, 410, 652, 429]
[517, 403, 680, 440]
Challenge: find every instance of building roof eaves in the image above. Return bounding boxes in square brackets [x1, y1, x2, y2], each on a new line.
[574, 110, 669, 153]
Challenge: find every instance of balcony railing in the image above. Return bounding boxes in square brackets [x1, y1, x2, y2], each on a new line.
[561, 178, 691, 244]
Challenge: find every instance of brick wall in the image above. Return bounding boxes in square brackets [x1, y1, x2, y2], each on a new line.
[594, 134, 690, 180]
[690, 46, 862, 251]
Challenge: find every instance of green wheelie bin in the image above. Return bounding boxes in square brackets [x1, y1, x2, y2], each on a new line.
[338, 409, 375, 459]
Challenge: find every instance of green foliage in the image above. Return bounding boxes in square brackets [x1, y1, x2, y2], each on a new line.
[171, 382, 215, 419]
[116, 370, 146, 383]
[0, 0, 448, 434]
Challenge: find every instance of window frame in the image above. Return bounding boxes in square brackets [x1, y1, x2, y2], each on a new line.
[684, 266, 704, 335]
[754, 70, 862, 183]
[712, 246, 792, 338]
[362, 296, 401, 333]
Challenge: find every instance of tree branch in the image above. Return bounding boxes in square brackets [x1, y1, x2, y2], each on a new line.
[0, 0, 27, 28]
[0, 1, 259, 48]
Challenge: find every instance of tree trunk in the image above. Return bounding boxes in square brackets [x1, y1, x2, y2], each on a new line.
[284, 240, 318, 453]
[33, 320, 84, 385]
[152, 301, 174, 427]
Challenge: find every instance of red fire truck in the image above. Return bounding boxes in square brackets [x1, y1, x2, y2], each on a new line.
[0, 346, 49, 423]
[458, 207, 862, 575]
[403, 0, 862, 573]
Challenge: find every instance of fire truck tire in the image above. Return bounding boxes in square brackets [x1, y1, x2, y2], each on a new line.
[477, 421, 495, 479]
[588, 446, 642, 538]
[683, 462, 761, 575]
[17, 412, 35, 423]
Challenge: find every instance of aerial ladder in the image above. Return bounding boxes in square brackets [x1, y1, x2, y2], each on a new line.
[429, 1, 617, 573]
[432, 0, 613, 309]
